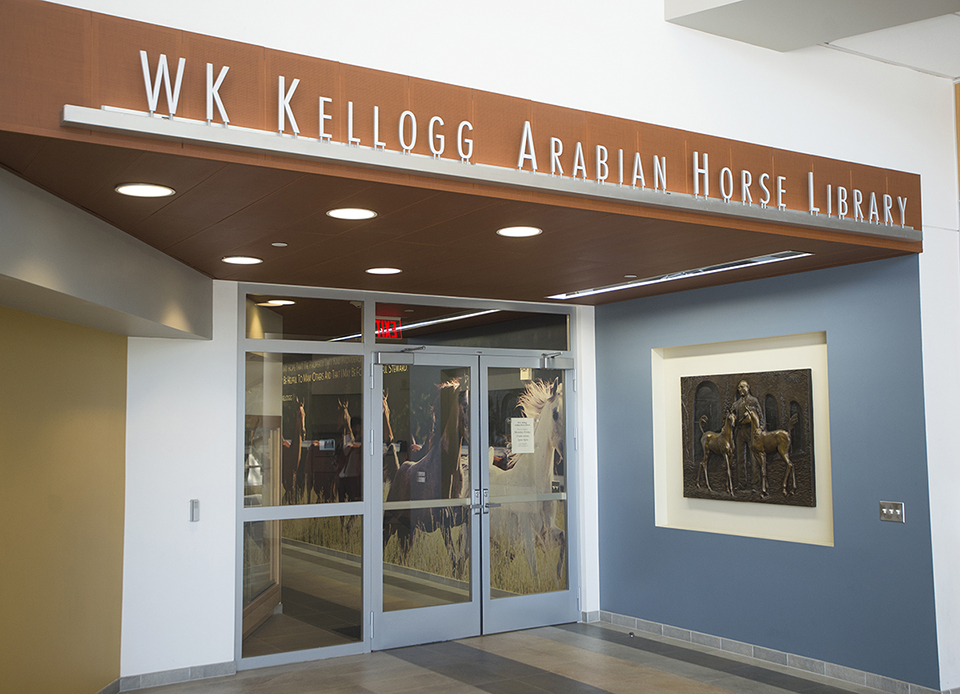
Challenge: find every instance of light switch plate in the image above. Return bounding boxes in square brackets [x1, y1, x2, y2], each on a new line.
[879, 501, 904, 523]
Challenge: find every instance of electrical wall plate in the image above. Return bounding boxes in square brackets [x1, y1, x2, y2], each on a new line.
[879, 501, 904, 523]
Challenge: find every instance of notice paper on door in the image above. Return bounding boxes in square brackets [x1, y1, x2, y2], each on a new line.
[511, 417, 535, 454]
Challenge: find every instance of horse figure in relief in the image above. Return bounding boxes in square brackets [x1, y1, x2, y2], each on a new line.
[697, 411, 736, 495]
[489, 378, 566, 584]
[744, 409, 796, 496]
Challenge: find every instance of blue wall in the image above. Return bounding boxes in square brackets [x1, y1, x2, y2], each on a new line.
[594, 256, 939, 688]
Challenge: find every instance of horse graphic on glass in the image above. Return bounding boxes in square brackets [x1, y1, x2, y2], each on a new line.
[488, 377, 567, 596]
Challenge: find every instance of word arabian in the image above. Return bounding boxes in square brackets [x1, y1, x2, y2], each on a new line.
[138, 52, 908, 227]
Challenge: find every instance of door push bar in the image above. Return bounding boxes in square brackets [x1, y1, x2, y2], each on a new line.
[483, 489, 501, 514]
[471, 489, 502, 514]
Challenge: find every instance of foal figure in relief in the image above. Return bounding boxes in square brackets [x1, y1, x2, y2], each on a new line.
[697, 412, 736, 495]
[744, 409, 796, 497]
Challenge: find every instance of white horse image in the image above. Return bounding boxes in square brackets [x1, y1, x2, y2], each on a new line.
[488, 378, 566, 591]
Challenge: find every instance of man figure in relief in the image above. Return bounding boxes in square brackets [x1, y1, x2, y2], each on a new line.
[732, 380, 763, 491]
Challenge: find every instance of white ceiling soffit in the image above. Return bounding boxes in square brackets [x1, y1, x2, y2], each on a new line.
[665, 0, 960, 52]
[826, 13, 960, 79]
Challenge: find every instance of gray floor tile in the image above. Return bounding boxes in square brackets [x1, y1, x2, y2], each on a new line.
[122, 623, 909, 694]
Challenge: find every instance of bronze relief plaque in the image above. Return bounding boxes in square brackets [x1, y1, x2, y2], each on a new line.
[681, 369, 815, 507]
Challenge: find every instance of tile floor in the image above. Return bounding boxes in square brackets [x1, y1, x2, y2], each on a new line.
[243, 545, 470, 657]
[141, 622, 885, 694]
[243, 548, 363, 657]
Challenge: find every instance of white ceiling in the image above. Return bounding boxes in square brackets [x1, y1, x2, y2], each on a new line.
[666, 0, 960, 79]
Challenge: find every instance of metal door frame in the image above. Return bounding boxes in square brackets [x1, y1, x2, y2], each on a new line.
[234, 282, 582, 667]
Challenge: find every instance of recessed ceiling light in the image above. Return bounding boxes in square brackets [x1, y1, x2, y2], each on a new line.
[222, 255, 263, 265]
[366, 267, 402, 275]
[327, 208, 378, 220]
[405, 309, 415, 313]
[624, 274, 638, 279]
[497, 226, 542, 238]
[266, 299, 295, 306]
[271, 242, 288, 248]
[115, 183, 176, 198]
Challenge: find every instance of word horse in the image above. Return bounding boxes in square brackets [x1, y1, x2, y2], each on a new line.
[490, 378, 566, 586]
[697, 412, 735, 495]
[744, 409, 796, 496]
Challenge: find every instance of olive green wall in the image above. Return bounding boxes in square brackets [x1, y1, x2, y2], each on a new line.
[0, 305, 126, 694]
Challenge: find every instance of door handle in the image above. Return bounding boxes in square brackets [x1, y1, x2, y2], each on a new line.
[482, 489, 500, 514]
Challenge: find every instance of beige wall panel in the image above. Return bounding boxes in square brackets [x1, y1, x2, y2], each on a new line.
[0, 306, 126, 694]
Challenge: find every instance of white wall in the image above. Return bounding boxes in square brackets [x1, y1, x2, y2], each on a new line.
[573, 306, 600, 614]
[920, 226, 960, 692]
[121, 281, 238, 676]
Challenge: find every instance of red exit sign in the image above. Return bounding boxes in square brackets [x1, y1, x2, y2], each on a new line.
[376, 318, 403, 339]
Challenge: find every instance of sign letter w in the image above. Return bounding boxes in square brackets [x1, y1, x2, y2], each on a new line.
[140, 50, 186, 116]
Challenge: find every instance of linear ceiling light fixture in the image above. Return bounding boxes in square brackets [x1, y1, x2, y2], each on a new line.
[327, 207, 377, 220]
[115, 182, 176, 197]
[331, 309, 501, 342]
[366, 267, 402, 275]
[257, 299, 295, 306]
[547, 251, 812, 300]
[398, 309, 500, 333]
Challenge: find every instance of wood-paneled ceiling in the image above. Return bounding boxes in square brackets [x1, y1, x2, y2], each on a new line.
[0, 128, 916, 306]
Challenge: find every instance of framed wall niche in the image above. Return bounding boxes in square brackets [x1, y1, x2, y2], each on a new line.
[651, 332, 834, 546]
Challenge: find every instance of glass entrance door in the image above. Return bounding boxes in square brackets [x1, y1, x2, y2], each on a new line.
[373, 355, 481, 649]
[372, 353, 578, 649]
[480, 357, 578, 634]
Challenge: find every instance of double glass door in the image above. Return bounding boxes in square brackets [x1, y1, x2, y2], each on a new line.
[372, 354, 578, 649]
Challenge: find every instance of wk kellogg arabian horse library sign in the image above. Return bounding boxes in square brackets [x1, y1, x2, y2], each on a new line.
[55, 21, 922, 241]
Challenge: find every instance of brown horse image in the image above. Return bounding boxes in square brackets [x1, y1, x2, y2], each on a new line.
[697, 411, 736, 495]
[281, 396, 306, 504]
[383, 379, 469, 576]
[334, 398, 362, 502]
[744, 409, 796, 496]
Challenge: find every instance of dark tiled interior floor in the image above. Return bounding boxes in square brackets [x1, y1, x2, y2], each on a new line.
[243, 548, 363, 657]
[145, 622, 883, 694]
[243, 546, 469, 657]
